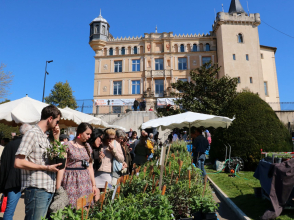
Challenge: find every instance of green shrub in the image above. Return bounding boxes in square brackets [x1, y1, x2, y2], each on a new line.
[210, 91, 292, 170]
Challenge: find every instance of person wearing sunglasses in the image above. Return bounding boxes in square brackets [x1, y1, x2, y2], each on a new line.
[94, 128, 124, 192]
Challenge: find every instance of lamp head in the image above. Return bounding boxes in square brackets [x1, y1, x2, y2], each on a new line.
[47, 60, 53, 63]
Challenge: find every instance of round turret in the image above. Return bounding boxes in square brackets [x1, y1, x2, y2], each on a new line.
[89, 10, 110, 42]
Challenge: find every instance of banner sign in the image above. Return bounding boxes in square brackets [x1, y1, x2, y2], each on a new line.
[157, 98, 178, 106]
[94, 99, 135, 106]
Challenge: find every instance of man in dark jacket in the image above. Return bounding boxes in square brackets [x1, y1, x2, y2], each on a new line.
[0, 124, 32, 219]
[191, 127, 209, 177]
[133, 99, 139, 111]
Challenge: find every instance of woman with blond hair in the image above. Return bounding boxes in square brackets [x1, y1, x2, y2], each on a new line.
[94, 128, 124, 191]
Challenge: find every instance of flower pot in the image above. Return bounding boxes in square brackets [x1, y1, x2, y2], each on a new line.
[264, 157, 273, 163]
[205, 212, 217, 219]
[274, 158, 282, 163]
[49, 158, 66, 169]
[192, 211, 202, 220]
[254, 187, 262, 198]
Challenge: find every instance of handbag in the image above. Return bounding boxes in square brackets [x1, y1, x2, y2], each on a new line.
[0, 194, 7, 213]
[113, 141, 123, 172]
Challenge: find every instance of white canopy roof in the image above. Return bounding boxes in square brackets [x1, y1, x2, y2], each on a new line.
[141, 111, 234, 130]
[63, 107, 109, 128]
[0, 96, 76, 127]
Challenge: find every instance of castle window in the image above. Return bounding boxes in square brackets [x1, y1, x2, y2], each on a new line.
[264, 82, 268, 96]
[134, 46, 138, 54]
[238, 34, 243, 43]
[155, 59, 163, 70]
[178, 58, 187, 70]
[109, 48, 113, 56]
[132, 59, 140, 71]
[238, 77, 241, 83]
[113, 106, 122, 113]
[246, 54, 249, 61]
[95, 25, 99, 34]
[114, 61, 122, 72]
[250, 77, 253, 83]
[202, 57, 211, 66]
[102, 25, 106, 35]
[233, 54, 236, 60]
[121, 47, 125, 55]
[113, 81, 122, 95]
[261, 53, 264, 59]
[205, 43, 210, 51]
[132, 80, 141, 94]
[192, 44, 197, 52]
[180, 44, 185, 52]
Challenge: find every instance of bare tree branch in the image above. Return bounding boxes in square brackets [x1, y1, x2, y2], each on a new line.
[0, 63, 14, 99]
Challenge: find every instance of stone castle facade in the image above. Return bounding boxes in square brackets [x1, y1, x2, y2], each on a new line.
[89, 0, 280, 115]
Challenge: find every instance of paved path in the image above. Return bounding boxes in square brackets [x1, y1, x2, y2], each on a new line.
[1, 192, 240, 220]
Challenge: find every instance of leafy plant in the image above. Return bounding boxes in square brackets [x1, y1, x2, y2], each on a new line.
[46, 140, 67, 160]
[201, 196, 219, 213]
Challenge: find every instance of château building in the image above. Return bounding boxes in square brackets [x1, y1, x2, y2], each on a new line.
[89, 0, 280, 115]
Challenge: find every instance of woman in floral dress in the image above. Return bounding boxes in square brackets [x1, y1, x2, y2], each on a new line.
[56, 123, 99, 208]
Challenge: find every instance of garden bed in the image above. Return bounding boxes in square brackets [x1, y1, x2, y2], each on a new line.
[47, 142, 219, 220]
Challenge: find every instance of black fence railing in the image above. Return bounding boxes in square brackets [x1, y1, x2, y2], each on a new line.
[75, 100, 294, 114]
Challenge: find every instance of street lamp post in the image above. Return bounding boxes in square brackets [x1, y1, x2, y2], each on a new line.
[42, 60, 53, 102]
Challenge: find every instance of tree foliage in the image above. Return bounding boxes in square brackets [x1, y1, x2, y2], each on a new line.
[171, 61, 238, 116]
[0, 63, 14, 99]
[156, 104, 181, 117]
[45, 81, 77, 109]
[210, 91, 292, 171]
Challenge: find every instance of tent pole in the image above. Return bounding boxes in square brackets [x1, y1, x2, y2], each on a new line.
[189, 123, 192, 152]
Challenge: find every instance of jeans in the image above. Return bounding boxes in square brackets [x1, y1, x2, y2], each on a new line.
[194, 153, 206, 177]
[3, 187, 22, 220]
[148, 153, 153, 161]
[24, 187, 54, 220]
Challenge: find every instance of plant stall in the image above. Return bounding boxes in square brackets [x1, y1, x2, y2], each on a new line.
[46, 143, 219, 220]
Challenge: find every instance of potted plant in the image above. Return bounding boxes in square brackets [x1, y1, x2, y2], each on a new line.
[274, 155, 282, 164]
[264, 153, 273, 163]
[201, 197, 219, 220]
[282, 154, 292, 162]
[47, 140, 67, 169]
[189, 196, 202, 220]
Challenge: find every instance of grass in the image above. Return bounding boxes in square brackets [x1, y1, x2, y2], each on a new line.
[206, 167, 294, 220]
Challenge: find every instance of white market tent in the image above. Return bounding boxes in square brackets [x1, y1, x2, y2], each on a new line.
[141, 111, 234, 130]
[63, 107, 126, 131]
[0, 96, 76, 127]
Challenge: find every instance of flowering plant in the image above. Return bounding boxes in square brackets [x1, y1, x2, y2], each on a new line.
[46, 140, 67, 160]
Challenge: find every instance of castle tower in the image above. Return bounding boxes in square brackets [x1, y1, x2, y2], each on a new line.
[89, 10, 110, 55]
[213, 0, 265, 98]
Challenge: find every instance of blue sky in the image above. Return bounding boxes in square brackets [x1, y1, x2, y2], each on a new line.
[1, 0, 293, 111]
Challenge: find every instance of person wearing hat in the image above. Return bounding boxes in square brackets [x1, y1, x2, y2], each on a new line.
[59, 134, 69, 144]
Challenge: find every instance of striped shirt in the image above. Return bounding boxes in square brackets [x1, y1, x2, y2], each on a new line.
[16, 125, 56, 193]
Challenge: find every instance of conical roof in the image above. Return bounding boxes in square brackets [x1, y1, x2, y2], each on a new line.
[229, 0, 245, 14]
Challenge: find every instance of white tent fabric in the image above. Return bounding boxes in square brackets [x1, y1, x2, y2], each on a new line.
[63, 107, 109, 128]
[141, 111, 234, 130]
[0, 96, 76, 127]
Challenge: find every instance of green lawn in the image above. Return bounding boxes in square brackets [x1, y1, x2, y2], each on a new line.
[206, 167, 294, 220]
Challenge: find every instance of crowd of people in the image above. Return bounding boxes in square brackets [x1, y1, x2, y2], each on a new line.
[0, 104, 212, 220]
[0, 105, 156, 220]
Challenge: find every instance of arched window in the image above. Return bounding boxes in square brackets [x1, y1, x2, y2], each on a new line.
[109, 48, 113, 56]
[192, 44, 197, 52]
[134, 46, 137, 54]
[238, 34, 243, 43]
[180, 44, 185, 52]
[205, 43, 210, 51]
[102, 25, 105, 35]
[95, 25, 99, 34]
[121, 47, 125, 55]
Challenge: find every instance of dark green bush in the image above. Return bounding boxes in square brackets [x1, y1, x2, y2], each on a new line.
[210, 91, 292, 170]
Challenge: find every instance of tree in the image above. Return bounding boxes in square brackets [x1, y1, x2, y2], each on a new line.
[0, 63, 14, 99]
[210, 91, 292, 171]
[45, 81, 77, 109]
[171, 61, 238, 116]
